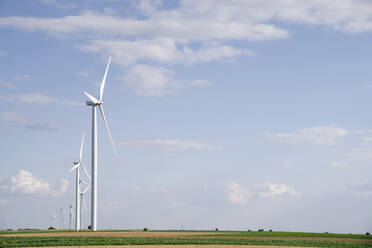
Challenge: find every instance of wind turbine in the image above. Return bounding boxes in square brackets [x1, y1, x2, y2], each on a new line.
[59, 208, 66, 229]
[84, 55, 118, 231]
[79, 183, 90, 229]
[51, 215, 56, 228]
[68, 204, 74, 229]
[70, 132, 90, 231]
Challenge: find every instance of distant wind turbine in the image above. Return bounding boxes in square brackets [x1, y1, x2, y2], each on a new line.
[70, 132, 90, 231]
[79, 183, 90, 229]
[84, 55, 118, 231]
[68, 204, 74, 229]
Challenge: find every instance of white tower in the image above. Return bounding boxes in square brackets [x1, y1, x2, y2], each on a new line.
[84, 55, 118, 231]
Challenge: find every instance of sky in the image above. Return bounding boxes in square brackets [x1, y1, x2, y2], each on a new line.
[0, 0, 372, 233]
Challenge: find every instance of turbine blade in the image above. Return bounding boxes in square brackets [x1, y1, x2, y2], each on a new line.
[80, 163, 91, 180]
[82, 185, 90, 194]
[70, 163, 80, 172]
[99, 55, 112, 102]
[84, 91, 100, 104]
[79, 132, 85, 161]
[99, 105, 119, 158]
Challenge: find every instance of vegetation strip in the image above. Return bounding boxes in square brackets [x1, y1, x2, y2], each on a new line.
[1, 236, 371, 248]
[201, 231, 372, 240]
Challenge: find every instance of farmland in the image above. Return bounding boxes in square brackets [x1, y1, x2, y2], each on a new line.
[0, 230, 371, 248]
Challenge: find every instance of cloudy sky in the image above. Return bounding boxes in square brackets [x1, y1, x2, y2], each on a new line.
[0, 0, 372, 233]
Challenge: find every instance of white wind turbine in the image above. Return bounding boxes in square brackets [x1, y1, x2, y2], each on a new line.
[84, 55, 118, 231]
[70, 132, 91, 231]
[79, 183, 90, 230]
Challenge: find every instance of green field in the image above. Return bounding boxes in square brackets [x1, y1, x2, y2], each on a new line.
[0, 230, 371, 248]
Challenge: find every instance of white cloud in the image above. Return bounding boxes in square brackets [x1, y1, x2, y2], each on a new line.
[363, 137, 372, 145]
[0, 81, 15, 88]
[0, 111, 57, 133]
[123, 64, 212, 96]
[0, 10, 287, 41]
[0, 111, 28, 125]
[347, 146, 372, 160]
[342, 180, 372, 196]
[39, 0, 77, 9]
[1, 1, 372, 40]
[2, 93, 56, 104]
[282, 160, 293, 167]
[81, 39, 251, 65]
[136, 0, 162, 16]
[0, 198, 8, 206]
[11, 74, 31, 80]
[226, 181, 248, 205]
[330, 161, 351, 168]
[0, 170, 68, 196]
[270, 125, 348, 145]
[1, 93, 83, 106]
[122, 139, 219, 150]
[226, 181, 301, 205]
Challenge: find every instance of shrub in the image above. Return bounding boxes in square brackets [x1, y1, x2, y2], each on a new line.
[48, 226, 55, 230]
[215, 228, 219, 231]
[366, 232, 370, 235]
[248, 229, 251, 232]
[258, 229, 264, 232]
[269, 229, 272, 232]
[143, 227, 148, 231]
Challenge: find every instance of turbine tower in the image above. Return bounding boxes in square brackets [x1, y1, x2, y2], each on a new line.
[79, 184, 90, 229]
[84, 55, 118, 231]
[70, 132, 90, 231]
[68, 204, 74, 229]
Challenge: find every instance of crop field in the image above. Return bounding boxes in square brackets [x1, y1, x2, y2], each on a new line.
[0, 230, 371, 248]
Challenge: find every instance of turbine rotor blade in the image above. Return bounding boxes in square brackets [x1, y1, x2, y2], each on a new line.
[79, 132, 85, 161]
[99, 55, 112, 102]
[82, 185, 90, 194]
[70, 163, 80, 172]
[80, 163, 91, 180]
[84, 91, 100, 104]
[99, 105, 119, 158]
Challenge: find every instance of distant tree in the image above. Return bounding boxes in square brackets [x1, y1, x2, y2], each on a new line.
[88, 225, 92, 230]
[48, 226, 55, 230]
[248, 229, 251, 232]
[366, 232, 370, 235]
[143, 227, 148, 231]
[215, 228, 219, 231]
[258, 229, 264, 232]
[269, 229, 272, 232]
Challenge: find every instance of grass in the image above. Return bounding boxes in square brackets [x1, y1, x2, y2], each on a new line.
[201, 231, 372, 239]
[0, 236, 371, 248]
[0, 229, 134, 235]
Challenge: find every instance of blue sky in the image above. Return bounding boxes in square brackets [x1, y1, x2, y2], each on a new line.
[0, 0, 372, 233]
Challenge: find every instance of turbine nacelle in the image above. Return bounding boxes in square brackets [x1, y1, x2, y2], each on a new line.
[86, 101, 101, 106]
